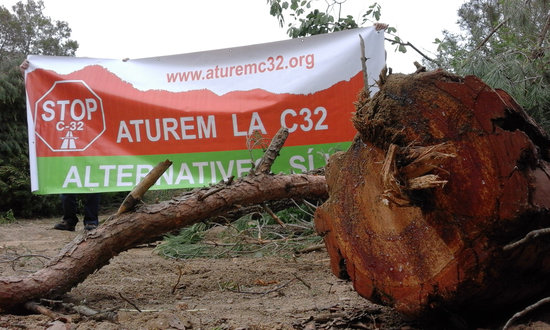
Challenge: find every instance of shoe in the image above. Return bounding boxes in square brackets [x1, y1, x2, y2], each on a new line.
[84, 223, 98, 231]
[53, 221, 76, 231]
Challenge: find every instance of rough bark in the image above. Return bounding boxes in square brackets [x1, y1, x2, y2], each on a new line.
[314, 70, 550, 322]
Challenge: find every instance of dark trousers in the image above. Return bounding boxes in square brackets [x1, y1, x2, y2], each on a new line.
[61, 193, 100, 225]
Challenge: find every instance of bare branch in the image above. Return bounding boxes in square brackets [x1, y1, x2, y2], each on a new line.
[503, 228, 550, 251]
[253, 127, 289, 174]
[384, 37, 435, 64]
[261, 203, 286, 227]
[537, 14, 550, 49]
[118, 292, 142, 313]
[503, 297, 550, 330]
[117, 160, 173, 215]
[359, 34, 369, 90]
[473, 18, 509, 52]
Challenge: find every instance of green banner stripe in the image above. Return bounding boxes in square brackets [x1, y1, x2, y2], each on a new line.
[34, 142, 351, 194]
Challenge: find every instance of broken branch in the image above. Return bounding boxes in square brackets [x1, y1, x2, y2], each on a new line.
[503, 297, 550, 330]
[117, 159, 173, 215]
[253, 127, 289, 174]
[503, 228, 550, 251]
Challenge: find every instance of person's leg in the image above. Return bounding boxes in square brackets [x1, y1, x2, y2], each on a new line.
[83, 193, 100, 230]
[54, 194, 78, 231]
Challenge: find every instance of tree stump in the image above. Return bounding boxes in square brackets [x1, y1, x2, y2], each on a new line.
[314, 70, 550, 323]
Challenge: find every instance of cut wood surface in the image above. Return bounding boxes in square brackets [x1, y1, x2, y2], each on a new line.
[314, 70, 550, 322]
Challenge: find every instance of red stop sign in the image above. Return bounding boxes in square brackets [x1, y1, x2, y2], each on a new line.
[34, 80, 105, 152]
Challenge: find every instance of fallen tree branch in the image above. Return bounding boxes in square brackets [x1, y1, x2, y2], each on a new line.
[118, 292, 142, 313]
[293, 273, 311, 290]
[227, 278, 297, 295]
[0, 162, 327, 311]
[69, 303, 118, 322]
[296, 244, 325, 254]
[207, 196, 324, 225]
[503, 227, 550, 251]
[24, 301, 58, 320]
[261, 203, 286, 227]
[503, 296, 550, 330]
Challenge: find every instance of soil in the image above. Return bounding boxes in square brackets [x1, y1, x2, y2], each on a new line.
[0, 217, 413, 330]
[1, 218, 549, 330]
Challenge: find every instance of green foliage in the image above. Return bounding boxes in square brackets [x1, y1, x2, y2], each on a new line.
[157, 223, 210, 259]
[0, 0, 78, 57]
[0, 0, 78, 110]
[0, 0, 78, 217]
[275, 204, 313, 223]
[266, 0, 406, 55]
[156, 204, 321, 260]
[287, 9, 358, 38]
[267, 0, 374, 37]
[0, 209, 16, 224]
[431, 0, 550, 131]
[0, 156, 60, 217]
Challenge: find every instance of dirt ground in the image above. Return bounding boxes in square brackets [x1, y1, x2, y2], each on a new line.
[0, 217, 414, 330]
[1, 218, 549, 330]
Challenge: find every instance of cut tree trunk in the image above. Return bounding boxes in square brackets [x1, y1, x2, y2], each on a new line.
[0, 128, 328, 311]
[314, 70, 550, 322]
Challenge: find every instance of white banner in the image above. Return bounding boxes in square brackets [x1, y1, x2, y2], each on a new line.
[24, 27, 385, 194]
